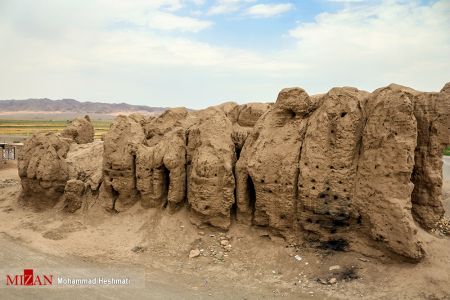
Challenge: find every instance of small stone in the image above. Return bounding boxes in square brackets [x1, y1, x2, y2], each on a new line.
[220, 240, 230, 246]
[199, 231, 205, 236]
[329, 278, 337, 284]
[189, 249, 201, 258]
[294, 255, 302, 261]
[329, 265, 341, 271]
[131, 246, 146, 253]
[357, 257, 369, 262]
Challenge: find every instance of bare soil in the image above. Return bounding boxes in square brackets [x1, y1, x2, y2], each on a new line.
[1, 160, 450, 299]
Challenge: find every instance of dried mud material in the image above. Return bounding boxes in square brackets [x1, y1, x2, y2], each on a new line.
[18, 83, 450, 261]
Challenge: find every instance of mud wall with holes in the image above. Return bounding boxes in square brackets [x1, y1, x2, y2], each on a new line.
[18, 83, 450, 261]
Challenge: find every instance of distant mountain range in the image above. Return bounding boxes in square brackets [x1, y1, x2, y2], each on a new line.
[0, 98, 166, 114]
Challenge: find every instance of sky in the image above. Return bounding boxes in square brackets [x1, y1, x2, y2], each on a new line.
[0, 0, 449, 108]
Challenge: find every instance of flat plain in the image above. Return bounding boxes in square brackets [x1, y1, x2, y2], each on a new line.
[0, 119, 111, 142]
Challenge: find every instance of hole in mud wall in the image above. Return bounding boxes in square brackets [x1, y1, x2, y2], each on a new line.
[231, 200, 237, 220]
[111, 187, 120, 210]
[340, 112, 347, 118]
[235, 146, 242, 161]
[161, 165, 170, 207]
[286, 109, 296, 119]
[247, 175, 257, 221]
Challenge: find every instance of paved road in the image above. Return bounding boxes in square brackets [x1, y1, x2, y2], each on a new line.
[443, 156, 450, 180]
[0, 233, 282, 300]
[0, 232, 198, 300]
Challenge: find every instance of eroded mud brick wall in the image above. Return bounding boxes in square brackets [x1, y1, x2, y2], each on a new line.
[18, 83, 450, 261]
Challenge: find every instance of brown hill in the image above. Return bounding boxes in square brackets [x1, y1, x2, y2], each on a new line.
[0, 98, 166, 114]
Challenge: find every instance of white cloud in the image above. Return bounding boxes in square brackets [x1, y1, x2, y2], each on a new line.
[0, 0, 298, 88]
[191, 0, 206, 5]
[0, 0, 448, 108]
[207, 0, 256, 15]
[245, 3, 294, 18]
[327, 0, 365, 2]
[287, 0, 450, 92]
[147, 12, 212, 32]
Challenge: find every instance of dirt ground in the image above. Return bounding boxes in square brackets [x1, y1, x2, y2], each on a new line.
[1, 160, 450, 299]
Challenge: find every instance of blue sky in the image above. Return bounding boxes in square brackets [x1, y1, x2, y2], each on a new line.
[0, 0, 448, 108]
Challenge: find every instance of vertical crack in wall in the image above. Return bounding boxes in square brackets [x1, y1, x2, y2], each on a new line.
[161, 164, 170, 208]
[351, 99, 367, 232]
[247, 175, 256, 223]
[184, 129, 190, 207]
[111, 186, 119, 212]
[131, 152, 139, 200]
[293, 119, 310, 243]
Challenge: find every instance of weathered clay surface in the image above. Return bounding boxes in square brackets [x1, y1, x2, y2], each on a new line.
[236, 88, 315, 239]
[63, 142, 104, 213]
[18, 132, 70, 209]
[354, 85, 423, 260]
[298, 87, 367, 245]
[61, 115, 95, 144]
[64, 179, 85, 213]
[18, 83, 450, 261]
[18, 126, 104, 211]
[186, 108, 236, 229]
[102, 114, 145, 210]
[411, 86, 450, 229]
[66, 141, 103, 191]
[230, 103, 271, 154]
[137, 108, 189, 209]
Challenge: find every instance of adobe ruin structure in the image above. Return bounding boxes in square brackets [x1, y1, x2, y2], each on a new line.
[17, 83, 450, 262]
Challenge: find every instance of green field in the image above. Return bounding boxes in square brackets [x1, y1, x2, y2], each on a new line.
[0, 119, 111, 141]
[444, 147, 450, 156]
